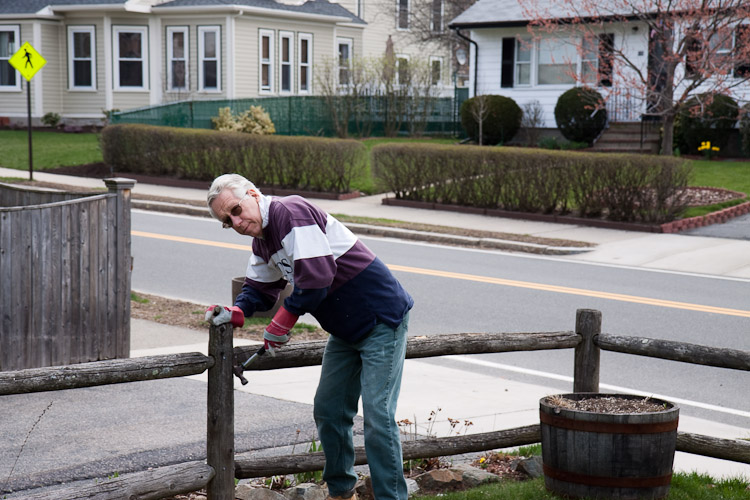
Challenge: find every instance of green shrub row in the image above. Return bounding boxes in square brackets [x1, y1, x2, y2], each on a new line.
[100, 124, 367, 193]
[372, 144, 692, 223]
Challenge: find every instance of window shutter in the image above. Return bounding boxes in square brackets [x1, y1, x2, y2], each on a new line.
[501, 37, 515, 88]
[734, 25, 750, 77]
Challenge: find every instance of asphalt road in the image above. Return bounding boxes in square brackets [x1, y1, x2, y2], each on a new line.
[131, 210, 750, 428]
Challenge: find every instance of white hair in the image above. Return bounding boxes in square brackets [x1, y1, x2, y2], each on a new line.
[206, 173, 262, 220]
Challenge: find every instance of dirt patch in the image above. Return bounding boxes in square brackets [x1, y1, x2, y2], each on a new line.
[130, 291, 328, 342]
[544, 395, 668, 414]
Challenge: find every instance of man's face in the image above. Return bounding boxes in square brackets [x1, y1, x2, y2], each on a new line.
[211, 188, 263, 237]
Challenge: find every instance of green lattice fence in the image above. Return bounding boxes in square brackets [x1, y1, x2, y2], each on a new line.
[110, 91, 469, 137]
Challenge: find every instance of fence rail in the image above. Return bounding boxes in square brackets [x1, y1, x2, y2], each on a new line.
[0, 179, 135, 371]
[2, 309, 749, 499]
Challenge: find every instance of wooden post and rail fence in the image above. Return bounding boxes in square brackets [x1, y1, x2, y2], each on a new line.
[1, 309, 749, 499]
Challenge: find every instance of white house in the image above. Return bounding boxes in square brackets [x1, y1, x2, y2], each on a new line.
[0, 0, 454, 126]
[449, 0, 750, 129]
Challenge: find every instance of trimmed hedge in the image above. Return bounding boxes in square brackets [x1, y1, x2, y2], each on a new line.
[100, 124, 366, 193]
[372, 144, 691, 223]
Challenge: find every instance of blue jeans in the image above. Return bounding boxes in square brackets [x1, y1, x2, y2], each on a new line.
[313, 313, 409, 500]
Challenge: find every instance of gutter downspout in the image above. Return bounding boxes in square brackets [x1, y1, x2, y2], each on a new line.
[453, 27, 478, 97]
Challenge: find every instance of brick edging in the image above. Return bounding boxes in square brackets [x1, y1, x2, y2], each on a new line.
[660, 200, 750, 233]
[382, 198, 750, 233]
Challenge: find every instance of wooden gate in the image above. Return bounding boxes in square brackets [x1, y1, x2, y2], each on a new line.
[0, 178, 135, 370]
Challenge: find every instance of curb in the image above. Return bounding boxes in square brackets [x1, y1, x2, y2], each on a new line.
[131, 200, 593, 255]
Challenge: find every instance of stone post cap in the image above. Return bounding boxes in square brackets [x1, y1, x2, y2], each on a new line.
[104, 178, 137, 191]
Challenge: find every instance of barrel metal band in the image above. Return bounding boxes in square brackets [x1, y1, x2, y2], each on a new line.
[540, 411, 679, 434]
[543, 463, 673, 488]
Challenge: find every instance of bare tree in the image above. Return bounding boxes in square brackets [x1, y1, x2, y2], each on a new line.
[521, 100, 545, 146]
[522, 0, 750, 155]
[470, 94, 490, 145]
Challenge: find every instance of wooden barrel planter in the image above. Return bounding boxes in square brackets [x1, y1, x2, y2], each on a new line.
[540, 393, 679, 499]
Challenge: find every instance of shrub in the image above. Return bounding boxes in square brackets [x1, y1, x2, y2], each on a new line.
[41, 112, 61, 128]
[212, 106, 276, 135]
[554, 87, 607, 144]
[100, 124, 365, 193]
[460, 95, 522, 145]
[739, 103, 750, 157]
[675, 93, 738, 155]
[372, 143, 691, 223]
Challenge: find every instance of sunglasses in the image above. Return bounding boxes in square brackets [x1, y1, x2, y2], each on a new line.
[222, 193, 250, 229]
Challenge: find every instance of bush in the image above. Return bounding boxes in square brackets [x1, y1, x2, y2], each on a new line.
[554, 87, 607, 144]
[100, 124, 365, 193]
[42, 112, 61, 128]
[675, 93, 738, 155]
[212, 106, 275, 135]
[739, 103, 750, 157]
[372, 143, 691, 223]
[460, 95, 522, 145]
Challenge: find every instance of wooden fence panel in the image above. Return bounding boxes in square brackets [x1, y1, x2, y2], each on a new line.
[0, 179, 135, 371]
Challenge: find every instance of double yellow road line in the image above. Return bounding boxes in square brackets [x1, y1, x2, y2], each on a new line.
[133, 230, 750, 318]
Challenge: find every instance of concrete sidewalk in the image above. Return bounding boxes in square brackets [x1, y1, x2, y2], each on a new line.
[4, 166, 750, 277]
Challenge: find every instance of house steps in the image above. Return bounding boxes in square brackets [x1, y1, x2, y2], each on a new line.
[592, 122, 660, 154]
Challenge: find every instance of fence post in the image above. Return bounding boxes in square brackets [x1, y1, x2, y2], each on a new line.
[104, 178, 136, 359]
[207, 322, 235, 499]
[574, 309, 601, 393]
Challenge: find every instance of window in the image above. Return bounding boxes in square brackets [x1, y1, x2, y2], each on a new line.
[398, 0, 409, 30]
[199, 26, 220, 91]
[397, 54, 410, 85]
[430, 56, 442, 86]
[114, 26, 148, 89]
[515, 37, 531, 86]
[298, 33, 312, 93]
[279, 31, 293, 93]
[0, 25, 20, 90]
[68, 26, 96, 90]
[597, 34, 614, 87]
[733, 25, 750, 77]
[167, 26, 188, 91]
[537, 37, 575, 85]
[432, 0, 443, 33]
[259, 29, 274, 93]
[338, 38, 352, 86]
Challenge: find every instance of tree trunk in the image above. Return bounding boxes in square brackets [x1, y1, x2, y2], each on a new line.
[661, 112, 676, 156]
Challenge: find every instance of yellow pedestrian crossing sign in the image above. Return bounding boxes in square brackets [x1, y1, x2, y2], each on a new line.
[9, 42, 47, 81]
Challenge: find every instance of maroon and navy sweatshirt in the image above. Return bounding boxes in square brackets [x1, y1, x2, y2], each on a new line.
[234, 195, 413, 342]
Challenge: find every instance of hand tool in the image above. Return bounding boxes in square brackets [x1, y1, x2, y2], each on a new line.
[232, 346, 266, 385]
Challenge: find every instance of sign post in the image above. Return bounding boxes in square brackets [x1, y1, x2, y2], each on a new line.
[9, 42, 48, 181]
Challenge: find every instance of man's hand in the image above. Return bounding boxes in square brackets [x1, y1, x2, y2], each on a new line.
[205, 305, 244, 328]
[263, 306, 299, 355]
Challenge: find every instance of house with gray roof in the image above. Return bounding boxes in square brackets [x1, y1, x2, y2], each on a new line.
[0, 0, 452, 126]
[449, 0, 750, 132]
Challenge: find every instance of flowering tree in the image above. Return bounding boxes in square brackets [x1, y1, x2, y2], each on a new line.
[521, 0, 750, 155]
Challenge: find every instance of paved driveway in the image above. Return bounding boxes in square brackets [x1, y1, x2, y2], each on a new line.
[684, 212, 750, 240]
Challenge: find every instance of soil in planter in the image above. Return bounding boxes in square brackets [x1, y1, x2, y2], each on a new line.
[544, 394, 668, 414]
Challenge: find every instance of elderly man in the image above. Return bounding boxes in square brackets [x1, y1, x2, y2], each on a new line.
[205, 173, 413, 500]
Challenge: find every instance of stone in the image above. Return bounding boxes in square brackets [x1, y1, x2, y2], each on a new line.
[355, 477, 373, 499]
[284, 483, 328, 500]
[450, 464, 500, 488]
[235, 484, 287, 500]
[405, 477, 420, 496]
[516, 456, 544, 479]
[414, 469, 463, 491]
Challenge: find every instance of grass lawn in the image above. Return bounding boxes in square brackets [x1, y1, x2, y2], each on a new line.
[0, 129, 102, 170]
[683, 158, 750, 217]
[413, 472, 750, 499]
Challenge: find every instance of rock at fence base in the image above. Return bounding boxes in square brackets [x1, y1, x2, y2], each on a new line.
[354, 477, 373, 499]
[516, 456, 544, 479]
[284, 483, 328, 500]
[405, 477, 419, 496]
[450, 464, 501, 488]
[235, 484, 287, 500]
[414, 469, 463, 491]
